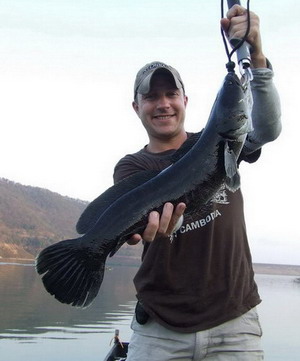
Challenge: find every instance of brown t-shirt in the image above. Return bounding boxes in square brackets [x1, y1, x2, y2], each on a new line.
[113, 137, 261, 333]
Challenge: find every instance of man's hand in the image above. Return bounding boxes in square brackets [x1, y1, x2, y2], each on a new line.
[127, 202, 186, 245]
[220, 4, 267, 68]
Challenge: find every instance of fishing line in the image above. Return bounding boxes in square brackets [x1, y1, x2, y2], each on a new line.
[221, 0, 251, 72]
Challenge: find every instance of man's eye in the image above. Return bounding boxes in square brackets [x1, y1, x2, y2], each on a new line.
[144, 94, 155, 100]
[168, 91, 178, 97]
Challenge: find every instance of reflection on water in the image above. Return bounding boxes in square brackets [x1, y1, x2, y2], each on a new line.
[0, 262, 299, 361]
[0, 261, 137, 361]
[255, 273, 300, 361]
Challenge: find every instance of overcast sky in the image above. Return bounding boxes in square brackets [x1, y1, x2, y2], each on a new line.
[1, 0, 299, 265]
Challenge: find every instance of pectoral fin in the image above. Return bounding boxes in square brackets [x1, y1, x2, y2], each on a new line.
[224, 141, 241, 192]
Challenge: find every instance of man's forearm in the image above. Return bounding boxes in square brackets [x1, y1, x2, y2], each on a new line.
[244, 63, 282, 153]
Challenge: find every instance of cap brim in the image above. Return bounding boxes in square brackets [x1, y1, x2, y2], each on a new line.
[137, 68, 182, 95]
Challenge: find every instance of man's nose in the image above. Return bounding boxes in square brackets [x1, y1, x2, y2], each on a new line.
[156, 95, 170, 110]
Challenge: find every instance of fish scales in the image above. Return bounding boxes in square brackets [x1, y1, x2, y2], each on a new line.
[36, 72, 251, 308]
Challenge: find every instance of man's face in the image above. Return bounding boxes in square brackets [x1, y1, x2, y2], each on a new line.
[133, 72, 188, 141]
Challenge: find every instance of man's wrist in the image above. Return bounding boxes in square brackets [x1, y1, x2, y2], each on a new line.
[251, 53, 267, 68]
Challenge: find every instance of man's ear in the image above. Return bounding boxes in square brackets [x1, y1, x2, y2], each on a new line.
[184, 95, 188, 107]
[132, 101, 139, 114]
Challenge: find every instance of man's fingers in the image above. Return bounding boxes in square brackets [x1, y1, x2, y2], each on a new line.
[127, 234, 142, 245]
[221, 6, 248, 40]
[220, 18, 230, 34]
[227, 4, 246, 19]
[129, 202, 187, 244]
[221, 4, 262, 56]
[166, 202, 186, 235]
[142, 211, 160, 242]
[158, 203, 174, 234]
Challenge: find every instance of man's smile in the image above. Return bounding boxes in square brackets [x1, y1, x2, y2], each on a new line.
[153, 114, 175, 120]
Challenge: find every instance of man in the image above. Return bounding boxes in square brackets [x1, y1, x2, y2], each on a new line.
[114, 5, 281, 361]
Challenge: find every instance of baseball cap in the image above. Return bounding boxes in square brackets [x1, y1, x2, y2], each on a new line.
[134, 61, 185, 98]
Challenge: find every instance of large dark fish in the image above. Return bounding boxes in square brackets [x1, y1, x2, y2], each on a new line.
[36, 71, 251, 308]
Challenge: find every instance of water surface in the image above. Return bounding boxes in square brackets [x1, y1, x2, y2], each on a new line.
[0, 261, 299, 360]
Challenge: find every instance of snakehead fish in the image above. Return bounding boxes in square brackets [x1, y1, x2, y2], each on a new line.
[36, 71, 251, 308]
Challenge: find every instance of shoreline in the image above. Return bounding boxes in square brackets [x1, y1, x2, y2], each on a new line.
[253, 263, 300, 276]
[1, 256, 300, 276]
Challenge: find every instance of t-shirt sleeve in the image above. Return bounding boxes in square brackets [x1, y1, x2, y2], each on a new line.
[113, 155, 143, 183]
[113, 150, 174, 184]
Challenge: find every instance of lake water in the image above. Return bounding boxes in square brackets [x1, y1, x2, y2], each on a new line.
[0, 261, 299, 361]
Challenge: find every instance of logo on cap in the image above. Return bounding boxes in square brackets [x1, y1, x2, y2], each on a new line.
[142, 62, 168, 74]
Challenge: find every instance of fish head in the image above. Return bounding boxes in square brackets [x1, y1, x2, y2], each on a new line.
[214, 72, 251, 141]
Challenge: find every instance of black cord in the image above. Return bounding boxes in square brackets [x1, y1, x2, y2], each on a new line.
[221, 0, 251, 69]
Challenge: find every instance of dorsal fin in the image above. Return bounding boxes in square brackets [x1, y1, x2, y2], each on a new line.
[171, 132, 202, 163]
[76, 170, 160, 234]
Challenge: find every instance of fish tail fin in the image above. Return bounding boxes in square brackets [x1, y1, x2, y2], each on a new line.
[36, 238, 108, 308]
[224, 141, 241, 192]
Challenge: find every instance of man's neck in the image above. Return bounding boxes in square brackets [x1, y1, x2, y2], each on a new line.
[146, 131, 188, 153]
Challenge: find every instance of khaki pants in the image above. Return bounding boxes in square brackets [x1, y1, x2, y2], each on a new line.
[126, 308, 264, 361]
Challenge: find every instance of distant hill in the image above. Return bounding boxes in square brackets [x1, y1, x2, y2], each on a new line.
[2, 178, 298, 275]
[0, 178, 89, 258]
[0, 178, 143, 262]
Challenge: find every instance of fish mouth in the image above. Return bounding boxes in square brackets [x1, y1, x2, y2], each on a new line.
[224, 71, 241, 83]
